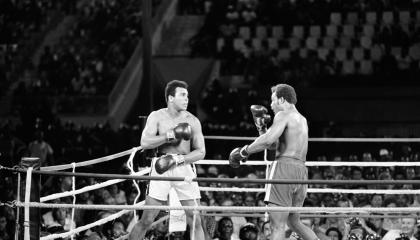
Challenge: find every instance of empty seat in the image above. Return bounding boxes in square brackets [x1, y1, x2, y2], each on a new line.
[335, 48, 347, 61]
[317, 48, 330, 60]
[330, 12, 342, 25]
[309, 25, 322, 38]
[360, 36, 372, 49]
[399, 11, 411, 24]
[343, 25, 355, 37]
[362, 25, 375, 37]
[353, 47, 364, 61]
[239, 26, 251, 39]
[366, 12, 377, 25]
[233, 38, 245, 50]
[278, 49, 291, 60]
[326, 25, 338, 37]
[359, 60, 373, 74]
[342, 60, 356, 74]
[409, 44, 420, 60]
[252, 38, 262, 50]
[339, 36, 352, 48]
[267, 38, 279, 49]
[306, 37, 318, 50]
[322, 37, 335, 49]
[292, 26, 305, 39]
[382, 11, 394, 25]
[289, 37, 301, 50]
[346, 12, 359, 25]
[272, 26, 284, 39]
[371, 45, 383, 62]
[256, 26, 268, 39]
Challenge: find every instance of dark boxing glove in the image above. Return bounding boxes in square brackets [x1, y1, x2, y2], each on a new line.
[166, 123, 191, 142]
[155, 154, 186, 174]
[229, 145, 249, 168]
[250, 105, 271, 134]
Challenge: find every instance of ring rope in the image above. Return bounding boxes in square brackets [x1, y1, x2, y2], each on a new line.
[24, 167, 33, 240]
[40, 168, 151, 202]
[4, 167, 420, 185]
[199, 186, 420, 195]
[201, 213, 420, 219]
[196, 160, 420, 166]
[204, 136, 420, 142]
[40, 200, 145, 240]
[41, 147, 141, 171]
[13, 202, 420, 213]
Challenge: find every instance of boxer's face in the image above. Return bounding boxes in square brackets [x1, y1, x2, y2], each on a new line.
[270, 92, 281, 113]
[170, 87, 189, 111]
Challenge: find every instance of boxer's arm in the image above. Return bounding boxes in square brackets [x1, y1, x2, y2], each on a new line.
[182, 117, 205, 164]
[140, 111, 167, 149]
[246, 111, 287, 155]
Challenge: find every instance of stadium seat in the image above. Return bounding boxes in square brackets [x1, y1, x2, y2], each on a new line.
[239, 26, 251, 39]
[366, 12, 377, 25]
[326, 25, 338, 37]
[353, 47, 364, 61]
[256, 26, 268, 39]
[335, 48, 347, 61]
[306, 37, 318, 50]
[233, 38, 245, 50]
[289, 37, 301, 50]
[292, 26, 305, 39]
[330, 12, 342, 25]
[317, 48, 330, 60]
[309, 25, 322, 38]
[362, 25, 375, 37]
[399, 11, 411, 24]
[252, 38, 262, 50]
[360, 36, 372, 49]
[217, 38, 225, 52]
[272, 26, 284, 39]
[382, 11, 394, 25]
[371, 45, 383, 62]
[409, 44, 420, 60]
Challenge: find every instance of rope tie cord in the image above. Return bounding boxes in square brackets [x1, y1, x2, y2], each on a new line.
[126, 148, 142, 223]
[70, 163, 76, 240]
[184, 176, 193, 184]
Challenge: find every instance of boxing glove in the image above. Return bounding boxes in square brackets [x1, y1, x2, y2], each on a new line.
[229, 145, 249, 168]
[166, 123, 191, 142]
[250, 105, 271, 134]
[155, 154, 185, 174]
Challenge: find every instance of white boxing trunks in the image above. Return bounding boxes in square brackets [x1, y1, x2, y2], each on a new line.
[147, 156, 201, 201]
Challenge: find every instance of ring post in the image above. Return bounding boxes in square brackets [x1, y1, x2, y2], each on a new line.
[19, 157, 40, 240]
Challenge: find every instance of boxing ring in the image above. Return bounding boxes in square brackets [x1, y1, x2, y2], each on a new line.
[1, 136, 420, 240]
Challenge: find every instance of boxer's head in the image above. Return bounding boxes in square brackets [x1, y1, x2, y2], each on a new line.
[165, 80, 188, 103]
[270, 84, 297, 112]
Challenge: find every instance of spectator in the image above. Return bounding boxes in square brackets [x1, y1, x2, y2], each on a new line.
[239, 223, 258, 240]
[382, 217, 418, 240]
[260, 221, 271, 240]
[0, 214, 10, 240]
[214, 217, 239, 240]
[326, 227, 343, 240]
[28, 130, 54, 166]
[110, 218, 127, 239]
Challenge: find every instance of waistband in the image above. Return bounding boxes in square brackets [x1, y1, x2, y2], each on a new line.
[276, 155, 306, 166]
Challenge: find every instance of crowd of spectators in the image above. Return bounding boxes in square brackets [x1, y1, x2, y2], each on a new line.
[12, 0, 162, 98]
[1, 112, 419, 239]
[0, 0, 75, 96]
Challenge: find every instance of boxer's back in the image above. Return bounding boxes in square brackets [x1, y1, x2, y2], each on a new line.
[277, 111, 308, 161]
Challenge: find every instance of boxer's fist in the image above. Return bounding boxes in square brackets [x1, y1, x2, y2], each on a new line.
[166, 123, 191, 142]
[155, 154, 185, 174]
[229, 146, 249, 168]
[250, 105, 271, 134]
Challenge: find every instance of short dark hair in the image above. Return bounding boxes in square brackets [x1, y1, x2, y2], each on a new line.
[326, 227, 343, 240]
[165, 80, 188, 103]
[271, 84, 297, 104]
